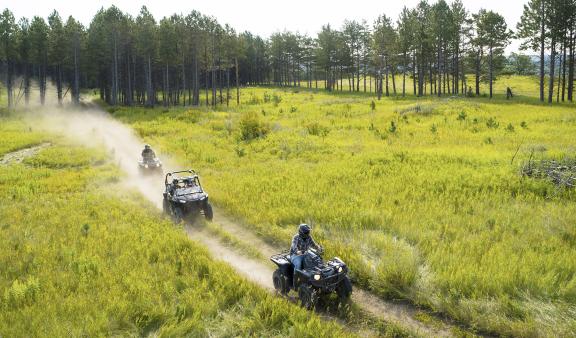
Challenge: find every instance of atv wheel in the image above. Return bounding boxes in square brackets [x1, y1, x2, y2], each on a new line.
[336, 276, 353, 302]
[203, 202, 214, 221]
[273, 269, 289, 295]
[298, 285, 317, 310]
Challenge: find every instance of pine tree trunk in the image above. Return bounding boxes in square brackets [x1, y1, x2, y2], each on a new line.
[146, 55, 154, 107]
[5, 61, 13, 108]
[24, 63, 30, 105]
[402, 53, 406, 97]
[181, 58, 186, 106]
[489, 46, 493, 99]
[475, 50, 481, 96]
[56, 64, 63, 105]
[126, 53, 132, 106]
[539, 0, 546, 102]
[568, 31, 574, 101]
[235, 58, 240, 105]
[562, 42, 567, 102]
[548, 39, 556, 104]
[391, 70, 396, 96]
[226, 68, 230, 107]
[437, 46, 442, 97]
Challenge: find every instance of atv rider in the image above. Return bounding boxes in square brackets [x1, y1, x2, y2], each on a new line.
[141, 144, 156, 161]
[290, 224, 321, 277]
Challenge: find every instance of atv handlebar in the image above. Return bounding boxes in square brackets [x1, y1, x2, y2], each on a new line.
[293, 246, 324, 256]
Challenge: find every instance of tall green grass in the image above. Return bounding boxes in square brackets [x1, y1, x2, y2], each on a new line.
[112, 77, 576, 336]
[0, 119, 355, 337]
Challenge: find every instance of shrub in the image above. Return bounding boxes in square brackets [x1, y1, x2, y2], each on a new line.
[272, 94, 282, 106]
[239, 111, 270, 141]
[389, 121, 397, 133]
[306, 122, 330, 137]
[486, 117, 499, 129]
[247, 94, 261, 105]
[4, 277, 40, 308]
[457, 111, 467, 121]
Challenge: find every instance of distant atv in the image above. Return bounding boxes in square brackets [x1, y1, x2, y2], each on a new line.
[270, 247, 352, 309]
[138, 156, 163, 174]
[163, 170, 213, 222]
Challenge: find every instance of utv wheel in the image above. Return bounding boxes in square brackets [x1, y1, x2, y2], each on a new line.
[273, 269, 289, 295]
[172, 206, 184, 223]
[162, 199, 170, 214]
[203, 202, 214, 221]
[336, 276, 353, 302]
[298, 285, 317, 310]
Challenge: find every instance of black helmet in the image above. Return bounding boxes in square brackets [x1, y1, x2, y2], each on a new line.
[144, 144, 151, 150]
[298, 224, 311, 238]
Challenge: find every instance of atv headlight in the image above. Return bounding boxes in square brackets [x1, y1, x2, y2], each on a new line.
[313, 274, 321, 281]
[144, 164, 149, 168]
[338, 266, 343, 273]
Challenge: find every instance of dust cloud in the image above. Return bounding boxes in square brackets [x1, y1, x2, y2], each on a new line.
[24, 100, 275, 289]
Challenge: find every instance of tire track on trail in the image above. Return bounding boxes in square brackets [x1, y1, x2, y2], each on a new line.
[32, 106, 460, 337]
[0, 143, 51, 166]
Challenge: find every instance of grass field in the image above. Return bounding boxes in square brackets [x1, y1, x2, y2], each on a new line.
[0, 115, 361, 337]
[110, 76, 576, 336]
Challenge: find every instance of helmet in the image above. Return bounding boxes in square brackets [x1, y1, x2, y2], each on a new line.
[298, 224, 311, 239]
[144, 144, 151, 150]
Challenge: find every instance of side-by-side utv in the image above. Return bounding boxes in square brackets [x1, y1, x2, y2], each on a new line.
[163, 170, 213, 222]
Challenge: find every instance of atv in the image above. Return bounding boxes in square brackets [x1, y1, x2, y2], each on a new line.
[270, 247, 352, 309]
[162, 170, 213, 222]
[138, 155, 163, 174]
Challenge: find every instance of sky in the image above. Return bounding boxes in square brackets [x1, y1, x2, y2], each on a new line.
[5, 0, 526, 53]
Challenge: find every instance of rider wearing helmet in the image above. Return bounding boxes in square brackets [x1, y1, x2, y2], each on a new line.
[141, 144, 156, 160]
[290, 224, 321, 277]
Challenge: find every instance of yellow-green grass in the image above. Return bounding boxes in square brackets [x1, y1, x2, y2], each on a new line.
[111, 83, 576, 337]
[0, 116, 356, 337]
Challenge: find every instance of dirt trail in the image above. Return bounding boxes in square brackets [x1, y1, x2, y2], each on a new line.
[212, 208, 454, 337]
[0, 143, 51, 165]
[30, 105, 457, 337]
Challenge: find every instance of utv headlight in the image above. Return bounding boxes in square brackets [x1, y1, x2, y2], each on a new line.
[338, 266, 343, 273]
[313, 274, 321, 281]
[144, 164, 149, 168]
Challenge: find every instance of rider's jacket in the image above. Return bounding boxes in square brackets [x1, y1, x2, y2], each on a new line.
[290, 234, 320, 255]
[142, 148, 156, 159]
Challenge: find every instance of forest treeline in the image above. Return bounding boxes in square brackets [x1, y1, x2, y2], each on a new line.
[0, 0, 574, 108]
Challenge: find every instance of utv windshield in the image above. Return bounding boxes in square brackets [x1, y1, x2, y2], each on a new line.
[174, 177, 203, 196]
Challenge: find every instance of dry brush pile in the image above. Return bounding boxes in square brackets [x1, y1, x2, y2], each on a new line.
[522, 158, 576, 188]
